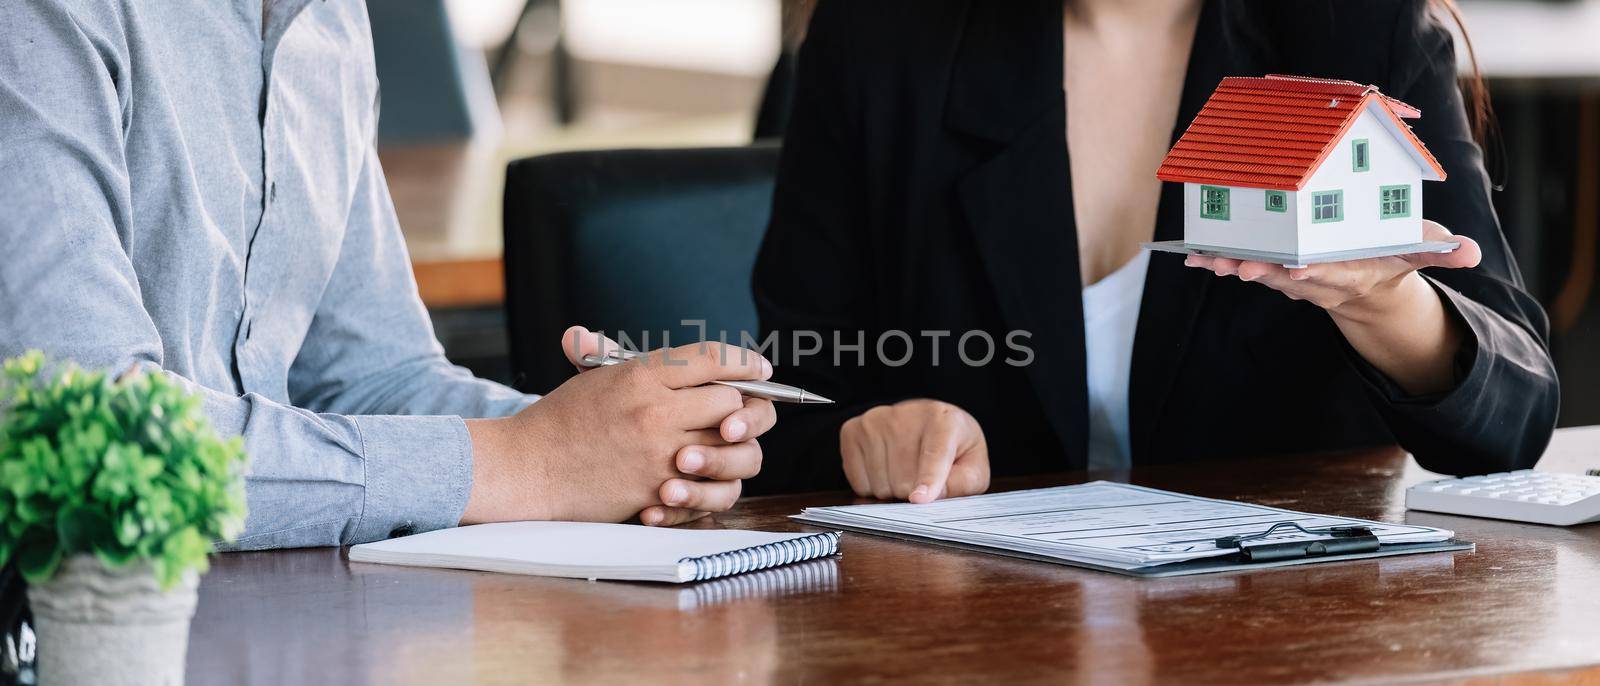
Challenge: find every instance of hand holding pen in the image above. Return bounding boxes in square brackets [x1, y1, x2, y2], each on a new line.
[579, 347, 833, 404]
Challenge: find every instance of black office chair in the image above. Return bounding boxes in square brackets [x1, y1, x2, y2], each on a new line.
[502, 144, 782, 393]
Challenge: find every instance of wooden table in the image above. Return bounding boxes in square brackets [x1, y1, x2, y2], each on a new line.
[185, 429, 1600, 684]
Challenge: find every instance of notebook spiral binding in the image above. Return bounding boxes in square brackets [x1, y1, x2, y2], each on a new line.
[680, 558, 840, 610]
[680, 531, 841, 582]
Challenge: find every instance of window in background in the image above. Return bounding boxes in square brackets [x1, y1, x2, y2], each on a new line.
[564, 0, 781, 77]
[447, 0, 527, 49]
[453, 0, 782, 136]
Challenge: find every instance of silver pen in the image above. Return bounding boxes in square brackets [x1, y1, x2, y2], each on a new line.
[578, 348, 834, 404]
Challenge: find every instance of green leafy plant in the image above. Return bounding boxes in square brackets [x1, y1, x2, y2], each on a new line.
[0, 351, 246, 589]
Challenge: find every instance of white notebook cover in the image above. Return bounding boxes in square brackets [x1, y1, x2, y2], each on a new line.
[348, 521, 839, 583]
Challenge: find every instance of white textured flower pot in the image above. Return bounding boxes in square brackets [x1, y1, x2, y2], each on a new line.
[27, 555, 198, 686]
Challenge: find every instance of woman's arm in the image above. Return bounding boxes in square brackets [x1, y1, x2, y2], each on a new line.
[1187, 221, 1478, 395]
[1320, 227, 1469, 394]
[1189, 1, 1558, 474]
[749, 1, 913, 495]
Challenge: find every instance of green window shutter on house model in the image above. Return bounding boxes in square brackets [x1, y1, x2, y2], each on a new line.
[1380, 184, 1411, 219]
[1264, 190, 1287, 212]
[1312, 190, 1343, 223]
[1200, 186, 1229, 220]
[1352, 139, 1370, 172]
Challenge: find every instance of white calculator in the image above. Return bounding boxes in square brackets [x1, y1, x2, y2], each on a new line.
[1406, 470, 1600, 526]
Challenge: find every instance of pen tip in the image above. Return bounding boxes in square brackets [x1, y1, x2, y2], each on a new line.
[803, 393, 834, 404]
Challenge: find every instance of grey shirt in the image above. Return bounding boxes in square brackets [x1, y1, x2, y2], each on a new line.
[0, 0, 536, 549]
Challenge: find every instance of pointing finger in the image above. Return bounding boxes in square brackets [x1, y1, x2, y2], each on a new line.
[910, 416, 961, 504]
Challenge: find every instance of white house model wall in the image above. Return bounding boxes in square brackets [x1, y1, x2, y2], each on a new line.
[1182, 105, 1424, 256]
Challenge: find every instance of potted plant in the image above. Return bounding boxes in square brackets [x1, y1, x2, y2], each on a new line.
[0, 352, 246, 685]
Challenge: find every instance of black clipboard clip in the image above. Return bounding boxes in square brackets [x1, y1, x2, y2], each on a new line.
[1215, 522, 1382, 562]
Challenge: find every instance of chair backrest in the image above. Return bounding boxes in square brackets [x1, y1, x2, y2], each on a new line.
[503, 144, 781, 392]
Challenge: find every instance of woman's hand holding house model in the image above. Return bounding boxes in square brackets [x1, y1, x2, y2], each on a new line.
[1184, 220, 1482, 396]
[1157, 76, 1486, 397]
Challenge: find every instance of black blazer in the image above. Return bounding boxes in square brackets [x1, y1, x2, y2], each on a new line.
[748, 0, 1559, 495]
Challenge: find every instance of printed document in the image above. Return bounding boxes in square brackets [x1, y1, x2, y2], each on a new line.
[793, 482, 1452, 571]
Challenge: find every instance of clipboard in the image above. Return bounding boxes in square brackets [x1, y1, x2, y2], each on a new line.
[815, 521, 1473, 578]
[793, 482, 1472, 577]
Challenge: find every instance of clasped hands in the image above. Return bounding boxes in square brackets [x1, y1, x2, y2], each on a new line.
[462, 326, 775, 528]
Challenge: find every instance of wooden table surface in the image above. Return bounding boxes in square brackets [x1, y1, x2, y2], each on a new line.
[186, 429, 1600, 685]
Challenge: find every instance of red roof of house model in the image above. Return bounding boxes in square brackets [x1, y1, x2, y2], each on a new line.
[1155, 75, 1447, 190]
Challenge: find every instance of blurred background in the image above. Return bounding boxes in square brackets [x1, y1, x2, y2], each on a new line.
[370, 0, 1600, 427]
[371, 0, 793, 384]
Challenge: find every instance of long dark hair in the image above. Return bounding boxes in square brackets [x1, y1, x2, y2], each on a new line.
[782, 0, 817, 50]
[1429, 0, 1496, 154]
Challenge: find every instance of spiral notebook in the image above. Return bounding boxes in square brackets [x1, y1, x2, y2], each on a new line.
[348, 522, 841, 583]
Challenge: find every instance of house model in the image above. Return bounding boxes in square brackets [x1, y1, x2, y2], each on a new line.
[1147, 74, 1456, 266]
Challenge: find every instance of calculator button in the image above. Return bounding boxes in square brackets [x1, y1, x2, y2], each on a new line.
[1407, 471, 1600, 525]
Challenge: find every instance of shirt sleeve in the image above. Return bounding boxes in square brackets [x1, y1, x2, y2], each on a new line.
[1339, 2, 1560, 475]
[285, 144, 537, 421]
[0, 2, 488, 549]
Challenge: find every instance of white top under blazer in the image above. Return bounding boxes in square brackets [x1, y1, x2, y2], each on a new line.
[1081, 250, 1150, 470]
